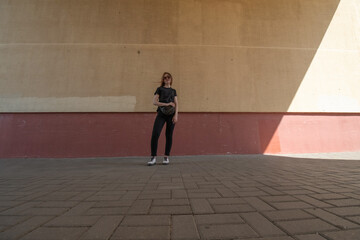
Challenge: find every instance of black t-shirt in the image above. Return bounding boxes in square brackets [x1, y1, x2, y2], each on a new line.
[154, 86, 177, 112]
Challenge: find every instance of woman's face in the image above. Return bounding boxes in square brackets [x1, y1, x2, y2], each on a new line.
[163, 74, 172, 85]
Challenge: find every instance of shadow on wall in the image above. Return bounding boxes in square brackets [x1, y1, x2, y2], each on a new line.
[171, 0, 343, 155]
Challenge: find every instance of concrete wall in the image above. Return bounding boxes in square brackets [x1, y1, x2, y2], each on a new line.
[2, 113, 360, 158]
[1, 0, 360, 158]
[1, 0, 359, 113]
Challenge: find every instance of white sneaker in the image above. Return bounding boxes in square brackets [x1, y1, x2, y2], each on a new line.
[163, 157, 170, 165]
[147, 157, 156, 166]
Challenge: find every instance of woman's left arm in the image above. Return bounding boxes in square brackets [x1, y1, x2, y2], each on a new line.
[173, 96, 178, 123]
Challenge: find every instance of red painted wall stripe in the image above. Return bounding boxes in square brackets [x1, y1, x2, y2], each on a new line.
[0, 113, 359, 158]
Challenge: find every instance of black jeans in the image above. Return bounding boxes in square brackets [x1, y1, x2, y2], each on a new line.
[151, 111, 175, 156]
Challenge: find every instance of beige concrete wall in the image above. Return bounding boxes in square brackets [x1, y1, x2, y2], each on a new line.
[0, 0, 359, 112]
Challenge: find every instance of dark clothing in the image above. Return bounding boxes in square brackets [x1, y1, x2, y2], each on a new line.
[151, 111, 175, 156]
[154, 86, 177, 112]
[151, 86, 177, 156]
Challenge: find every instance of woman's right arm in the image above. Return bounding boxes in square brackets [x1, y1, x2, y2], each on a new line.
[153, 94, 174, 107]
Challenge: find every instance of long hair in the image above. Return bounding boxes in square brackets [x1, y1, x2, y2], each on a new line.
[160, 72, 173, 87]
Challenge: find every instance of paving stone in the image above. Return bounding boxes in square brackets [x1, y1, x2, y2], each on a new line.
[245, 237, 295, 240]
[241, 212, 285, 236]
[143, 184, 159, 191]
[294, 233, 329, 239]
[198, 224, 258, 239]
[121, 191, 141, 200]
[38, 192, 79, 201]
[111, 226, 170, 240]
[212, 204, 254, 213]
[198, 184, 224, 189]
[262, 210, 314, 221]
[301, 186, 329, 194]
[258, 186, 284, 195]
[121, 184, 144, 189]
[158, 183, 184, 190]
[190, 199, 214, 214]
[0, 216, 52, 240]
[172, 189, 188, 198]
[172, 215, 200, 239]
[274, 186, 299, 191]
[310, 193, 347, 200]
[271, 201, 313, 210]
[0, 207, 9, 214]
[183, 177, 202, 182]
[0, 202, 39, 216]
[143, 190, 170, 195]
[86, 195, 122, 201]
[69, 192, 94, 201]
[321, 229, 360, 240]
[187, 189, 217, 194]
[305, 208, 359, 229]
[150, 205, 192, 215]
[0, 216, 29, 226]
[294, 195, 333, 208]
[236, 190, 268, 197]
[235, 185, 262, 189]
[324, 198, 360, 207]
[261, 196, 298, 202]
[20, 227, 87, 240]
[215, 188, 238, 197]
[121, 215, 170, 226]
[220, 181, 239, 189]
[244, 197, 275, 211]
[34, 201, 79, 208]
[45, 216, 100, 227]
[22, 207, 69, 216]
[326, 207, 360, 216]
[94, 190, 126, 196]
[195, 213, 245, 225]
[86, 207, 128, 215]
[184, 182, 198, 189]
[127, 200, 151, 214]
[208, 197, 246, 205]
[152, 199, 189, 206]
[16, 193, 48, 201]
[63, 202, 96, 216]
[188, 192, 221, 199]
[276, 219, 338, 235]
[329, 187, 354, 193]
[0, 196, 21, 201]
[282, 190, 315, 195]
[0, 201, 25, 207]
[346, 216, 360, 224]
[79, 216, 123, 240]
[343, 192, 360, 200]
[94, 199, 134, 207]
[171, 177, 183, 183]
[138, 193, 170, 200]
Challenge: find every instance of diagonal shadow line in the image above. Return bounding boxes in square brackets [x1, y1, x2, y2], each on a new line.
[256, 0, 342, 154]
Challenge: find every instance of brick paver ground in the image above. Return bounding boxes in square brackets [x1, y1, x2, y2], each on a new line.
[1, 153, 360, 240]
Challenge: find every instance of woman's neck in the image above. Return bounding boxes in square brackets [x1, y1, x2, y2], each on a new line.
[163, 84, 171, 88]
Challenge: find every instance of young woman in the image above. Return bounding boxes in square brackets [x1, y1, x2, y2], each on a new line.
[148, 72, 178, 166]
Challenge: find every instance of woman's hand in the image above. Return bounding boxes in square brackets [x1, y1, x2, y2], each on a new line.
[168, 102, 176, 107]
[172, 114, 178, 124]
